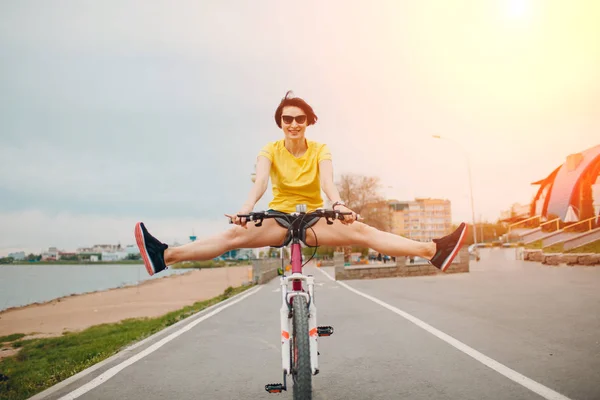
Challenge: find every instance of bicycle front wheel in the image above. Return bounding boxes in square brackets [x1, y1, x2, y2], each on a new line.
[291, 295, 312, 400]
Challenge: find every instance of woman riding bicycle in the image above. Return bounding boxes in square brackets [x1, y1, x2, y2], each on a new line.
[135, 91, 467, 275]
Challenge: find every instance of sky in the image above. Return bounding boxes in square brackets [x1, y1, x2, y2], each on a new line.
[1, 0, 599, 256]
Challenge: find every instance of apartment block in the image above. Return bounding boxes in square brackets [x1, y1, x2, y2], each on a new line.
[388, 198, 452, 241]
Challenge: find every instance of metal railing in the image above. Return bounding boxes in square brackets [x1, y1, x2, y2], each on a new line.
[539, 217, 561, 232]
[563, 216, 598, 233]
[508, 215, 541, 234]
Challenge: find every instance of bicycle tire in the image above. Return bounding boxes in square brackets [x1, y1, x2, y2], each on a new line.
[291, 295, 312, 400]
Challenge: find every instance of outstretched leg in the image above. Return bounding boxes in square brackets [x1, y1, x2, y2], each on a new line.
[306, 220, 436, 259]
[306, 220, 467, 271]
[135, 220, 287, 275]
[165, 219, 287, 264]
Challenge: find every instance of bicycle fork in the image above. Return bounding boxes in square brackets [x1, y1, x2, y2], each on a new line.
[267, 273, 328, 393]
[280, 275, 319, 376]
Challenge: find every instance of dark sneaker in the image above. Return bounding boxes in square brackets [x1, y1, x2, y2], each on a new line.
[135, 222, 169, 276]
[430, 223, 468, 272]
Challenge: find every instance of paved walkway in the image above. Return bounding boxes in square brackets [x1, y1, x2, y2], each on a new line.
[37, 249, 600, 400]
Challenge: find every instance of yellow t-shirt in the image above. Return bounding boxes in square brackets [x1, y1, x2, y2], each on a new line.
[258, 140, 332, 213]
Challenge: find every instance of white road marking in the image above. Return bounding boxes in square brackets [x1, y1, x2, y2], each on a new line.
[57, 286, 262, 400]
[316, 268, 572, 400]
[30, 287, 261, 400]
[318, 268, 336, 282]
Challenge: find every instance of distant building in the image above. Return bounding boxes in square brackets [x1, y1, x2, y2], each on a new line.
[360, 197, 452, 245]
[77, 244, 129, 261]
[58, 252, 78, 260]
[42, 247, 59, 261]
[125, 245, 140, 256]
[101, 252, 128, 261]
[8, 251, 25, 261]
[236, 248, 255, 260]
[387, 198, 453, 241]
[220, 248, 255, 260]
[77, 251, 102, 261]
[92, 244, 121, 253]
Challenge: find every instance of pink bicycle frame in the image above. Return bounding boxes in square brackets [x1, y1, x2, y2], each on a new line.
[290, 242, 303, 291]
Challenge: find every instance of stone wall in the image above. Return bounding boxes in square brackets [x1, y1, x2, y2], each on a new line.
[334, 248, 469, 281]
[523, 250, 600, 266]
[252, 258, 281, 284]
[318, 259, 335, 267]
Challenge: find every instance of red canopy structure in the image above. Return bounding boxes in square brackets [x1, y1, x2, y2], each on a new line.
[531, 144, 600, 222]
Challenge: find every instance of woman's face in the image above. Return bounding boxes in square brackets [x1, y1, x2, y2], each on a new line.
[280, 106, 307, 140]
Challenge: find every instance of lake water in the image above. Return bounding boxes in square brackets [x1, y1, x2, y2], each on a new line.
[0, 264, 190, 311]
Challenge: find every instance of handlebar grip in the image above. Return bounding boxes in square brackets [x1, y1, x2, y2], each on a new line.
[336, 212, 362, 221]
[229, 214, 252, 224]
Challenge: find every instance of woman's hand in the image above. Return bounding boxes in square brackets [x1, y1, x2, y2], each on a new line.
[335, 204, 358, 225]
[225, 204, 253, 228]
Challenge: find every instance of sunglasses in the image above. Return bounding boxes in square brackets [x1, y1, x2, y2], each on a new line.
[282, 115, 307, 125]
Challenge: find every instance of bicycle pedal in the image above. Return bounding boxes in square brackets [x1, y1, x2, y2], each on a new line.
[265, 383, 286, 393]
[317, 326, 334, 337]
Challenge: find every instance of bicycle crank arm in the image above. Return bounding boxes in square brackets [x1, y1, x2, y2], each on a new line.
[265, 372, 287, 394]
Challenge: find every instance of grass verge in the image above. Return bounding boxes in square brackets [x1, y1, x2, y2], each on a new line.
[171, 260, 227, 269]
[0, 335, 25, 345]
[171, 260, 252, 269]
[524, 240, 542, 249]
[525, 240, 600, 254]
[0, 284, 253, 400]
[564, 240, 600, 253]
[543, 243, 564, 253]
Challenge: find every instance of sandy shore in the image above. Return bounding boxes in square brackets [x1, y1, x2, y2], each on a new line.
[0, 266, 252, 338]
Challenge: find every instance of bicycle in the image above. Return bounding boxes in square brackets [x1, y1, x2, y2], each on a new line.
[235, 205, 352, 400]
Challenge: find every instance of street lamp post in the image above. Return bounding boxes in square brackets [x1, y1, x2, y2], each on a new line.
[432, 135, 478, 245]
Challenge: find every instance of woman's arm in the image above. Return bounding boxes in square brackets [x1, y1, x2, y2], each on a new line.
[319, 159, 342, 204]
[319, 159, 356, 224]
[226, 156, 272, 226]
[241, 156, 271, 210]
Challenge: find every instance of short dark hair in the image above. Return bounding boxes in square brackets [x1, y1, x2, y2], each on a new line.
[274, 90, 318, 128]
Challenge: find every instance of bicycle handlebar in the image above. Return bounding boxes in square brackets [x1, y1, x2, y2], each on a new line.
[230, 209, 359, 253]
[230, 209, 357, 226]
[237, 209, 353, 221]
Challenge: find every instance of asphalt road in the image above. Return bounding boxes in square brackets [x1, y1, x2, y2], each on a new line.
[36, 249, 600, 400]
